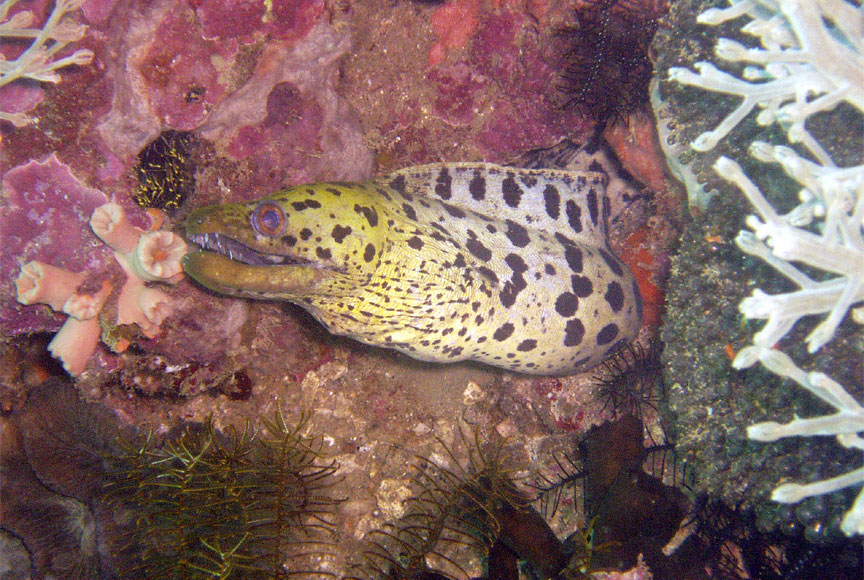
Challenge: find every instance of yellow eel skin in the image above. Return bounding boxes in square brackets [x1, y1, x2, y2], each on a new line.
[183, 163, 642, 375]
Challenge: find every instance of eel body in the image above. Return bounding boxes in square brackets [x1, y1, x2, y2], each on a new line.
[183, 163, 642, 375]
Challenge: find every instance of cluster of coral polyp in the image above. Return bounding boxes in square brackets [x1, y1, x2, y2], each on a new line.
[5, 155, 186, 376]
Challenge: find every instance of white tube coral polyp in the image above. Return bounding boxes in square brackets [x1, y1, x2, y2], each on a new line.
[115, 274, 172, 339]
[62, 280, 113, 320]
[15, 261, 86, 311]
[90, 201, 143, 254]
[48, 316, 101, 376]
[130, 231, 188, 282]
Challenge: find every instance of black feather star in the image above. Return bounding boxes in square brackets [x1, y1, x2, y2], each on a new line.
[558, 0, 667, 123]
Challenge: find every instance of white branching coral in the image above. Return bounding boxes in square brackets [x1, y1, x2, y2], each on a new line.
[0, 0, 95, 126]
[668, 0, 864, 165]
[665, 0, 864, 535]
[720, 144, 864, 354]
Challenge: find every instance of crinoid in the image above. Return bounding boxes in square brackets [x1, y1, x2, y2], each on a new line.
[592, 337, 664, 421]
[531, 447, 584, 521]
[347, 428, 575, 580]
[133, 130, 197, 213]
[557, 0, 667, 124]
[104, 408, 340, 579]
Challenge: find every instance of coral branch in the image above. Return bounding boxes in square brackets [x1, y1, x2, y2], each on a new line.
[0, 0, 94, 126]
[668, 0, 864, 164]
[62, 280, 112, 320]
[48, 315, 101, 376]
[90, 201, 144, 254]
[129, 231, 187, 283]
[115, 267, 173, 339]
[14, 261, 86, 311]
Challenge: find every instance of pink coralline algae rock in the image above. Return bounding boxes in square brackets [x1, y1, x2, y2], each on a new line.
[136, 6, 234, 130]
[427, 63, 484, 126]
[1, 154, 112, 335]
[94, 0, 367, 192]
[198, 22, 374, 194]
[428, 8, 588, 160]
[195, 0, 323, 44]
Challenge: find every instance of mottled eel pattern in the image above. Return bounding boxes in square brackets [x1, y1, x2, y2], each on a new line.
[183, 163, 642, 375]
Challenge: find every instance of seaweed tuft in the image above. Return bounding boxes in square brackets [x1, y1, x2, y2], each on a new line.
[346, 431, 522, 580]
[104, 408, 341, 579]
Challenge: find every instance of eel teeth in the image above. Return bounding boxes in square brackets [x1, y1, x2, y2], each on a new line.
[187, 232, 300, 266]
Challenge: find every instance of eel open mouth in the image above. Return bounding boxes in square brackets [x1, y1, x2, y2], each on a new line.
[187, 232, 310, 267]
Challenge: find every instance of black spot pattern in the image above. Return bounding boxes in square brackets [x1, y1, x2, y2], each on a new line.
[469, 171, 486, 200]
[566, 200, 582, 233]
[375, 187, 392, 201]
[504, 219, 530, 248]
[282, 234, 297, 247]
[598, 248, 624, 276]
[300, 228, 313, 240]
[555, 293, 579, 317]
[477, 266, 499, 284]
[407, 236, 424, 250]
[502, 175, 522, 208]
[466, 231, 492, 262]
[596, 323, 618, 345]
[331, 224, 351, 243]
[499, 254, 528, 308]
[517, 339, 537, 351]
[443, 202, 466, 218]
[543, 184, 560, 219]
[571, 275, 593, 297]
[435, 168, 452, 199]
[316, 247, 331, 259]
[545, 264, 556, 275]
[563, 318, 585, 346]
[565, 246, 583, 273]
[587, 189, 599, 225]
[520, 175, 538, 188]
[325, 187, 342, 197]
[402, 203, 417, 221]
[555, 232, 574, 247]
[364, 243, 376, 262]
[354, 204, 379, 227]
[389, 175, 407, 196]
[605, 281, 624, 312]
[493, 323, 514, 341]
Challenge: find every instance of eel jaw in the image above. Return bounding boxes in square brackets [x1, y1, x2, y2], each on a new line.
[186, 232, 309, 266]
[182, 233, 321, 299]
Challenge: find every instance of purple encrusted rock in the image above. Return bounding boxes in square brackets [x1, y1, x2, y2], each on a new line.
[0, 155, 112, 334]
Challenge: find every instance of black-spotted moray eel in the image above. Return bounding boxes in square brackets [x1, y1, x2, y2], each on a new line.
[183, 163, 642, 375]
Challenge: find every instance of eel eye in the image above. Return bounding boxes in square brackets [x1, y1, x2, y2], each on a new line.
[251, 201, 286, 237]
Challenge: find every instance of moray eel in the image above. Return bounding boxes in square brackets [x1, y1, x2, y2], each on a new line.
[183, 163, 642, 375]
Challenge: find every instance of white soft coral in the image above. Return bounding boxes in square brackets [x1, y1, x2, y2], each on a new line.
[668, 0, 864, 165]
[0, 0, 95, 126]
[667, 0, 864, 535]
